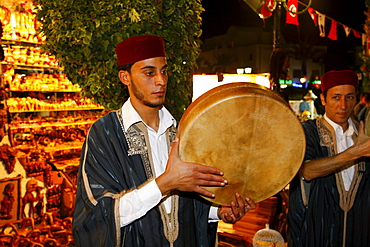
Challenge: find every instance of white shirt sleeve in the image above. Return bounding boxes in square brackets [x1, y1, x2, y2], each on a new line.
[119, 180, 162, 227]
[208, 206, 220, 222]
[119, 180, 221, 226]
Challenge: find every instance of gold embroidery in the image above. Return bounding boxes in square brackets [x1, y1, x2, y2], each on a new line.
[117, 110, 179, 245]
[316, 117, 364, 247]
[125, 125, 148, 156]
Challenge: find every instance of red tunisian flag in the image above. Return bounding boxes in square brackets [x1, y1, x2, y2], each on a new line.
[328, 19, 338, 40]
[353, 30, 361, 38]
[286, 0, 299, 25]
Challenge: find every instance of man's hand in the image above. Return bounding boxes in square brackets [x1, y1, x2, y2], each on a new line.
[217, 193, 256, 224]
[156, 137, 228, 198]
[302, 121, 370, 181]
[351, 121, 370, 157]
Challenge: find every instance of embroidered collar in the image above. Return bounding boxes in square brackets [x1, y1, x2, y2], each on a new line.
[121, 98, 177, 133]
[323, 113, 357, 138]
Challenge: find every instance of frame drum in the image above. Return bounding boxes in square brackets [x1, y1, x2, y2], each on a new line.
[178, 82, 305, 205]
[365, 107, 370, 136]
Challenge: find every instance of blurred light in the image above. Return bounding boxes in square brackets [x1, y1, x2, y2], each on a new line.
[279, 79, 292, 85]
[192, 73, 270, 101]
[300, 76, 307, 83]
[237, 68, 244, 74]
[281, 84, 288, 89]
[293, 82, 303, 88]
[255, 75, 270, 88]
[237, 67, 252, 74]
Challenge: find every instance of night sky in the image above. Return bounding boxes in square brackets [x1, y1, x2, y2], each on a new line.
[201, 0, 262, 40]
[310, 0, 366, 32]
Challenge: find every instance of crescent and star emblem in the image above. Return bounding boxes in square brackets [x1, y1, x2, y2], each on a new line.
[289, 4, 297, 17]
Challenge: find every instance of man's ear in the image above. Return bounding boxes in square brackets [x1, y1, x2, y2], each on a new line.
[320, 93, 326, 106]
[119, 70, 130, 86]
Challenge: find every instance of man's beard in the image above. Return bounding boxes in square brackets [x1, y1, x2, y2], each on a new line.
[144, 100, 164, 108]
[131, 79, 165, 108]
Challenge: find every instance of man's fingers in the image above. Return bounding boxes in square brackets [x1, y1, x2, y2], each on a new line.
[245, 197, 256, 210]
[224, 212, 238, 223]
[359, 121, 365, 135]
[196, 172, 228, 184]
[193, 186, 216, 198]
[169, 137, 180, 157]
[192, 163, 224, 176]
[234, 193, 245, 207]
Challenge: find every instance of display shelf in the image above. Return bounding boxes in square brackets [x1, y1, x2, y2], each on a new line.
[0, 1, 84, 229]
[44, 145, 83, 153]
[10, 120, 96, 129]
[9, 107, 105, 113]
[2, 45, 59, 68]
[1, 39, 43, 46]
[13, 144, 83, 152]
[7, 95, 104, 113]
[1, 62, 61, 71]
[2, 37, 104, 192]
[9, 89, 80, 93]
[53, 158, 80, 170]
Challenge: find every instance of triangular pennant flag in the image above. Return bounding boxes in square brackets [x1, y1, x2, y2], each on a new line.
[267, 0, 274, 9]
[308, 7, 317, 26]
[318, 13, 326, 37]
[353, 30, 361, 38]
[286, 0, 299, 26]
[258, 0, 273, 19]
[328, 19, 337, 40]
[343, 25, 351, 37]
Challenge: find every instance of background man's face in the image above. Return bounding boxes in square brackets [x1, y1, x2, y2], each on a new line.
[320, 84, 357, 129]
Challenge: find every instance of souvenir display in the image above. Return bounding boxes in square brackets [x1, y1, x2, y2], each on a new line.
[0, 2, 105, 246]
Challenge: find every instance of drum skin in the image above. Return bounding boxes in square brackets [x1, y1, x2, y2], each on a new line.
[178, 82, 305, 205]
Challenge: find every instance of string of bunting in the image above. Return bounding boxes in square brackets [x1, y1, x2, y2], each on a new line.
[259, 0, 365, 42]
[298, 0, 363, 41]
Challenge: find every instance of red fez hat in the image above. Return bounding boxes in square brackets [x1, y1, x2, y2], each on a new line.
[116, 34, 166, 66]
[320, 70, 358, 92]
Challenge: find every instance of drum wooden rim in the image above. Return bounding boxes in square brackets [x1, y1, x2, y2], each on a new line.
[365, 107, 370, 136]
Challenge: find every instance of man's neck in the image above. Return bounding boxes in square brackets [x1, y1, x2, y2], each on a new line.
[132, 103, 161, 132]
[323, 114, 350, 133]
